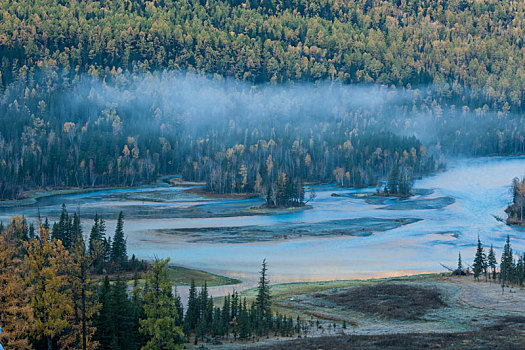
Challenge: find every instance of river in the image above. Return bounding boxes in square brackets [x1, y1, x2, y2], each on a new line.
[1, 157, 524, 291]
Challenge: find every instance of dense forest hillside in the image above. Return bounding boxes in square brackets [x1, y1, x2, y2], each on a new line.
[0, 72, 438, 199]
[1, 0, 524, 110]
[1, 0, 525, 199]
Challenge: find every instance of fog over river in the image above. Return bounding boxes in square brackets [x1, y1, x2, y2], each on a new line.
[1, 157, 524, 290]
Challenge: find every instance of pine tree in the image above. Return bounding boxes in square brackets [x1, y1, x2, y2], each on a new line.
[255, 259, 271, 335]
[94, 276, 113, 349]
[184, 279, 200, 334]
[386, 163, 400, 195]
[89, 214, 107, 274]
[139, 258, 184, 350]
[487, 245, 497, 280]
[72, 212, 82, 242]
[196, 281, 213, 341]
[88, 213, 100, 252]
[516, 255, 525, 287]
[109, 277, 136, 349]
[221, 294, 231, 337]
[455, 252, 464, 275]
[131, 271, 146, 348]
[239, 298, 250, 339]
[52, 203, 73, 249]
[111, 211, 127, 270]
[473, 237, 486, 281]
[501, 235, 513, 288]
[64, 233, 98, 350]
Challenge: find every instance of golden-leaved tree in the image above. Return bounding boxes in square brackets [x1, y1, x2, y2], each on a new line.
[0, 216, 33, 349]
[25, 224, 74, 350]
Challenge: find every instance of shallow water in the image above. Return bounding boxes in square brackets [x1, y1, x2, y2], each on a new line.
[1, 157, 524, 290]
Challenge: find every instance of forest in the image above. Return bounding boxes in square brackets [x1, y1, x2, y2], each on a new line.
[0, 71, 442, 200]
[1, 208, 524, 349]
[0, 210, 311, 350]
[1, 0, 525, 200]
[2, 0, 525, 349]
[1, 0, 525, 111]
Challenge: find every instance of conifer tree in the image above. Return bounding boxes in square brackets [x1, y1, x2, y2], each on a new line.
[184, 279, 199, 334]
[65, 233, 98, 350]
[109, 277, 136, 349]
[89, 214, 108, 274]
[221, 294, 231, 337]
[386, 163, 400, 194]
[139, 258, 184, 350]
[239, 298, 250, 339]
[516, 255, 525, 287]
[455, 252, 464, 275]
[473, 237, 486, 281]
[501, 235, 513, 287]
[72, 212, 82, 242]
[111, 211, 127, 270]
[255, 259, 271, 335]
[94, 277, 113, 349]
[88, 214, 100, 252]
[131, 271, 146, 348]
[52, 204, 74, 249]
[487, 245, 497, 280]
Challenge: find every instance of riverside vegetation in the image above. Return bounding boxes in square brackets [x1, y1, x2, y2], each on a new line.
[2, 0, 525, 349]
[1, 206, 524, 349]
[0, 208, 315, 350]
[2, 1, 525, 201]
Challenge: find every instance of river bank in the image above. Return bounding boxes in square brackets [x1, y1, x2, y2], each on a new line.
[202, 274, 525, 349]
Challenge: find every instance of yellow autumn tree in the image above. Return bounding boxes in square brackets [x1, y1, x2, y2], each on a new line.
[25, 225, 73, 350]
[0, 216, 33, 349]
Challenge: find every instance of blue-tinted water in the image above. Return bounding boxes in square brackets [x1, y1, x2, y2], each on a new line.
[1, 157, 524, 285]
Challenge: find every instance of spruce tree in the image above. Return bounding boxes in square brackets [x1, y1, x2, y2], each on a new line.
[221, 294, 231, 337]
[487, 245, 497, 280]
[66, 234, 97, 350]
[239, 298, 250, 339]
[94, 276, 113, 349]
[255, 259, 271, 335]
[89, 214, 108, 274]
[110, 277, 136, 350]
[501, 235, 513, 287]
[52, 203, 73, 249]
[184, 279, 200, 334]
[111, 211, 127, 270]
[88, 214, 100, 252]
[515, 255, 525, 287]
[139, 258, 184, 349]
[473, 237, 486, 281]
[455, 252, 463, 275]
[386, 163, 400, 195]
[72, 212, 82, 242]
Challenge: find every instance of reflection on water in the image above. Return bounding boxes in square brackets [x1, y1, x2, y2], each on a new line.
[1, 157, 524, 288]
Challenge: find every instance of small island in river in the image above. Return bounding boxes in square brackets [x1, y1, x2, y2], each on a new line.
[506, 176, 525, 226]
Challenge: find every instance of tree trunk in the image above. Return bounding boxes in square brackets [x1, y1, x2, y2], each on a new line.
[47, 335, 53, 350]
[82, 280, 87, 350]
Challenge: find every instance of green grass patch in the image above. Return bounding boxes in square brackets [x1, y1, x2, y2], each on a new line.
[241, 273, 444, 303]
[102, 266, 241, 288]
[167, 266, 241, 287]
